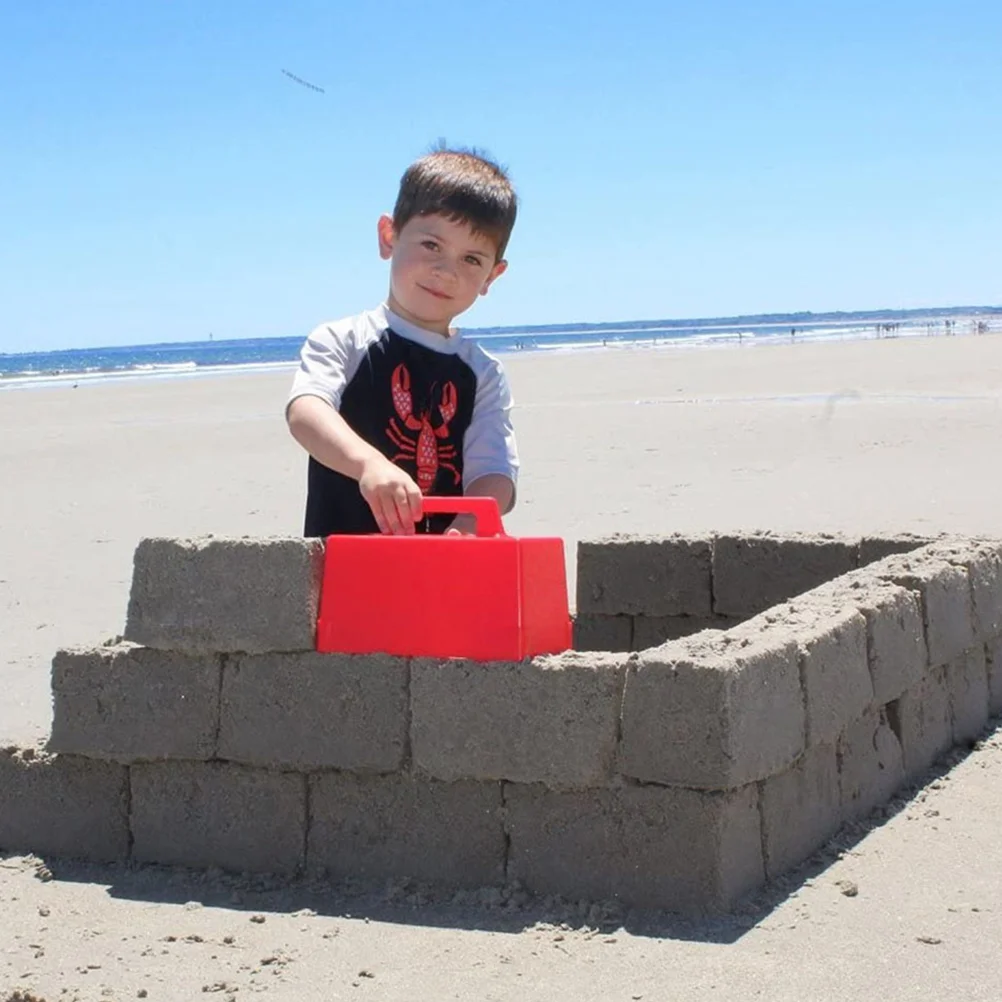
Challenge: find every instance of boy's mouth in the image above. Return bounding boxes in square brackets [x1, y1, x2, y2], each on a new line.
[418, 284, 453, 301]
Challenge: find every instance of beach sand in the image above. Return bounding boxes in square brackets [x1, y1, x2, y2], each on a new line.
[2, 332, 1002, 999]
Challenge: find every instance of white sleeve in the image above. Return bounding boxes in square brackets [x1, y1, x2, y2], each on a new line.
[462, 355, 520, 493]
[287, 320, 358, 412]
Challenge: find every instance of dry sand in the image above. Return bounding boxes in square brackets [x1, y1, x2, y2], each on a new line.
[2, 332, 1002, 1000]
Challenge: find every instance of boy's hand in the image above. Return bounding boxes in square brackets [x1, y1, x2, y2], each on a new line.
[358, 456, 423, 535]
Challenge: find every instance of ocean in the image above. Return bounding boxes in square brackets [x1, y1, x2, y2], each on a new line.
[1, 307, 998, 391]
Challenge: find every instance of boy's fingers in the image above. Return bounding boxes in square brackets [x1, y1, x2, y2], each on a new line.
[407, 484, 423, 524]
[392, 485, 415, 534]
[381, 493, 404, 535]
[370, 497, 390, 534]
[370, 490, 397, 535]
[362, 474, 421, 535]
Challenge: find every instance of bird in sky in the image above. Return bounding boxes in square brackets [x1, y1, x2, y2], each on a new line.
[280, 68, 324, 94]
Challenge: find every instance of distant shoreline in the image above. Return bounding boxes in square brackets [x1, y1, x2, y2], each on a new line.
[466, 304, 1002, 338]
[1, 309, 999, 392]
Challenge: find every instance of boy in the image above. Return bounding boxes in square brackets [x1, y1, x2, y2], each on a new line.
[286, 148, 519, 537]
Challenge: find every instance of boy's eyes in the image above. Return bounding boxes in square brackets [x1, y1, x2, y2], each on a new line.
[418, 239, 486, 267]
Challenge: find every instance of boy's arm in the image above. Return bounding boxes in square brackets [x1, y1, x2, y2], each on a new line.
[286, 395, 423, 535]
[451, 353, 519, 534]
[448, 473, 515, 535]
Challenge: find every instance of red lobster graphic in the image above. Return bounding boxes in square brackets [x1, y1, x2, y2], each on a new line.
[386, 363, 461, 494]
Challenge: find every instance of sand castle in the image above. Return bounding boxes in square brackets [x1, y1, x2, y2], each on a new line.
[2, 531, 1000, 916]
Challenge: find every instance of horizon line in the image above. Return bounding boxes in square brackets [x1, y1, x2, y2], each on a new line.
[2, 303, 1000, 359]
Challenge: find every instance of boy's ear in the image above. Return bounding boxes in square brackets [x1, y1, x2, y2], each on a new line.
[480, 259, 507, 296]
[377, 214, 396, 260]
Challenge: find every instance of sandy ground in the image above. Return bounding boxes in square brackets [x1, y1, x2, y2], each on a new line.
[2, 332, 1002, 1000]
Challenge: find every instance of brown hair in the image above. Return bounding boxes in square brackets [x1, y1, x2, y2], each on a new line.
[392, 146, 518, 261]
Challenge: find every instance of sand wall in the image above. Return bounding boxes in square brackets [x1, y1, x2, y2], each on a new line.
[2, 531, 1000, 914]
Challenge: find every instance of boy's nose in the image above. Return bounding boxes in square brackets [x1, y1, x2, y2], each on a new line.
[432, 259, 458, 280]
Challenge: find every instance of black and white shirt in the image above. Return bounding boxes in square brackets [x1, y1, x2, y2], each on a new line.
[288, 303, 519, 536]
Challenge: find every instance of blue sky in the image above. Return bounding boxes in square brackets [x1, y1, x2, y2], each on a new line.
[2, 0, 1000, 353]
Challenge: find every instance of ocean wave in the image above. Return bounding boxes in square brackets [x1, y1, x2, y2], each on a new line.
[1, 315, 996, 391]
[0, 359, 298, 391]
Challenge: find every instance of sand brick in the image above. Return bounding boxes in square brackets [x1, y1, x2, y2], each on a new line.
[760, 742, 842, 878]
[308, 773, 504, 886]
[49, 644, 220, 762]
[572, 613, 632, 652]
[0, 748, 129, 862]
[631, 614, 740, 650]
[505, 782, 763, 914]
[969, 545, 1002, 642]
[859, 584, 927, 705]
[917, 539, 1002, 644]
[793, 601, 873, 745]
[576, 536, 712, 617]
[411, 653, 624, 789]
[619, 630, 803, 789]
[890, 667, 953, 781]
[877, 552, 974, 669]
[218, 652, 407, 772]
[945, 647, 990, 745]
[125, 536, 324, 654]
[837, 709, 905, 823]
[794, 573, 926, 705]
[712, 533, 858, 618]
[131, 761, 306, 874]
[857, 534, 930, 567]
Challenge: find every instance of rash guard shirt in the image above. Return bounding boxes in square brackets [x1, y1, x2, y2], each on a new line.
[287, 303, 519, 536]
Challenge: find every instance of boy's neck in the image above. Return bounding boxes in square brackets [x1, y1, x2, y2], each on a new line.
[385, 294, 455, 338]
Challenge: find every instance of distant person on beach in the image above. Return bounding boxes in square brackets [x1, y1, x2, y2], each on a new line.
[285, 147, 519, 537]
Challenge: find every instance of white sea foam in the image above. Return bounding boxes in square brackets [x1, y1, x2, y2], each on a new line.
[1, 316, 996, 391]
[0, 359, 298, 392]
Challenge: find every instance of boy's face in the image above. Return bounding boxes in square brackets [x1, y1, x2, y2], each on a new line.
[377, 213, 507, 335]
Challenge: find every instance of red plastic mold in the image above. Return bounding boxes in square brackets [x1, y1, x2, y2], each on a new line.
[316, 497, 572, 661]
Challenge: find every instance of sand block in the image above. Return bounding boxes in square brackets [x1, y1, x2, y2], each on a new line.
[760, 742, 842, 878]
[819, 576, 926, 705]
[131, 761, 306, 874]
[945, 647, 990, 745]
[576, 536, 712, 617]
[989, 638, 1002, 716]
[858, 583, 927, 705]
[712, 533, 858, 618]
[572, 613, 632, 652]
[857, 534, 931, 567]
[632, 614, 739, 650]
[875, 550, 974, 669]
[218, 652, 407, 772]
[308, 773, 504, 886]
[837, 709, 905, 824]
[795, 604, 872, 746]
[919, 538, 1002, 643]
[968, 544, 1002, 642]
[801, 605, 873, 749]
[125, 536, 324, 654]
[619, 629, 803, 789]
[890, 667, 953, 781]
[49, 644, 220, 762]
[411, 653, 624, 789]
[0, 747, 129, 862]
[505, 783, 763, 914]
[738, 596, 872, 749]
[798, 572, 928, 706]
